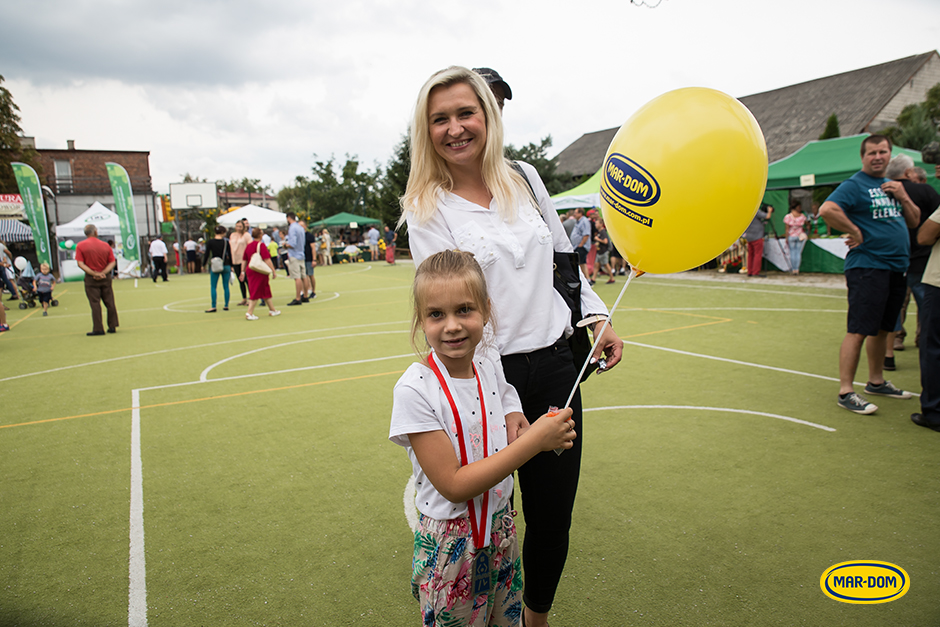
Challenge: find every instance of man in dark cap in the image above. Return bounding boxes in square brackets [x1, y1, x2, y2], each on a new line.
[472, 67, 512, 112]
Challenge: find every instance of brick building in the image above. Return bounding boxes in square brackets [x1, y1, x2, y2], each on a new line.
[218, 189, 279, 212]
[31, 139, 162, 237]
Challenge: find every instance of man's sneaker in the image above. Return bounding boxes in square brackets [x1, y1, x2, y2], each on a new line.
[301, 295, 310, 303]
[864, 380, 913, 399]
[838, 392, 878, 415]
[287, 299, 303, 306]
[883, 356, 896, 371]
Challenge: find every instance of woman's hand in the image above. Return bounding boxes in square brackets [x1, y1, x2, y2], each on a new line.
[591, 320, 624, 371]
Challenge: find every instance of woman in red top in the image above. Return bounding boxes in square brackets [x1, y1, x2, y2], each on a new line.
[239, 227, 280, 320]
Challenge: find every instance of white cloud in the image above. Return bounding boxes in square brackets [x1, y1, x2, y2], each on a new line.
[4, 0, 938, 194]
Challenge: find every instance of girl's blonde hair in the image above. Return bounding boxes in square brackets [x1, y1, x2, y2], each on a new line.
[410, 249, 492, 355]
[399, 66, 532, 227]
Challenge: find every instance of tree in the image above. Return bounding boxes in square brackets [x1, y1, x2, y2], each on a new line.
[925, 82, 940, 124]
[881, 82, 940, 150]
[375, 134, 410, 226]
[819, 114, 840, 140]
[504, 135, 574, 195]
[892, 104, 938, 151]
[277, 155, 380, 223]
[0, 75, 43, 194]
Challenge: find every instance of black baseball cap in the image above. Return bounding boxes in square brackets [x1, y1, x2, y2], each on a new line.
[472, 67, 512, 101]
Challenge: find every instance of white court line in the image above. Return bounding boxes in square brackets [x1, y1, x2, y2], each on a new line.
[129, 389, 147, 627]
[400, 403, 836, 532]
[624, 340, 920, 397]
[0, 320, 409, 383]
[629, 307, 845, 313]
[138, 352, 416, 393]
[127, 349, 418, 626]
[584, 405, 836, 431]
[638, 279, 846, 299]
[162, 292, 341, 313]
[198, 331, 411, 381]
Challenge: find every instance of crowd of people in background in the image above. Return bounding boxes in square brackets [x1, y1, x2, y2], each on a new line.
[136, 217, 399, 322]
[560, 207, 628, 284]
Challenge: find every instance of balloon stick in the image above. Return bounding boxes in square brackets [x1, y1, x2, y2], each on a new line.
[555, 266, 637, 455]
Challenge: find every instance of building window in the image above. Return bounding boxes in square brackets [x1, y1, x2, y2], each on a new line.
[54, 160, 73, 193]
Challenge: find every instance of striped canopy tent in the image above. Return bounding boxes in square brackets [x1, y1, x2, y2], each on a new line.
[0, 219, 34, 243]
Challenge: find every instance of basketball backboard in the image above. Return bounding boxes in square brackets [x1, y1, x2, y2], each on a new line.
[169, 182, 219, 210]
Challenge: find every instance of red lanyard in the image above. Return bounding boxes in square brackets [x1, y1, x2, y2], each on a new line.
[426, 352, 491, 549]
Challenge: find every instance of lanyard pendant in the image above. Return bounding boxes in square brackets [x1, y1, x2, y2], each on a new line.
[472, 551, 492, 596]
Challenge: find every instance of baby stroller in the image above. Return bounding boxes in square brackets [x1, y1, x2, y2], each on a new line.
[14, 260, 58, 310]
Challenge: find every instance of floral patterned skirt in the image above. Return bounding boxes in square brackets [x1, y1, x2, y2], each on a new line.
[412, 507, 522, 626]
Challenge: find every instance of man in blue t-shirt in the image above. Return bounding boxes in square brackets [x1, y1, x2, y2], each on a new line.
[283, 212, 307, 306]
[820, 135, 921, 415]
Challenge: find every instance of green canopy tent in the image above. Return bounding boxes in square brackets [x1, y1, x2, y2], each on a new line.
[305, 212, 384, 263]
[760, 134, 938, 273]
[307, 211, 382, 230]
[765, 133, 935, 191]
[551, 168, 603, 210]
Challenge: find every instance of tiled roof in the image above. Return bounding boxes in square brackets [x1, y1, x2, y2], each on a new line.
[553, 51, 938, 179]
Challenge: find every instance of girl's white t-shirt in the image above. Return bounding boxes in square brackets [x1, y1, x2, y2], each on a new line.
[389, 351, 522, 521]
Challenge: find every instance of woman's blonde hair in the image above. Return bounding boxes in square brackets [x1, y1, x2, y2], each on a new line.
[399, 66, 532, 227]
[410, 249, 492, 355]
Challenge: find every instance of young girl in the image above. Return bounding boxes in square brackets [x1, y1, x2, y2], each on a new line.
[389, 250, 576, 627]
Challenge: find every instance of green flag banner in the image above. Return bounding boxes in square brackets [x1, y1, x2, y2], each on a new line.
[105, 162, 140, 263]
[11, 162, 52, 268]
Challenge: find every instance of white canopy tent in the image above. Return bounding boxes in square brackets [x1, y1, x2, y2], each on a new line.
[217, 204, 288, 228]
[55, 202, 139, 281]
[552, 193, 601, 211]
[55, 202, 124, 238]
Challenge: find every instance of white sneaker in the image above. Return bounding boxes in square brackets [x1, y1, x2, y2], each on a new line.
[246, 313, 259, 321]
[269, 310, 281, 317]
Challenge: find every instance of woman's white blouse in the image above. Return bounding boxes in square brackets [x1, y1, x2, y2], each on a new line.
[407, 161, 608, 356]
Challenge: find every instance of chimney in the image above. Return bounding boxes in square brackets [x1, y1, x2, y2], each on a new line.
[67, 140, 75, 150]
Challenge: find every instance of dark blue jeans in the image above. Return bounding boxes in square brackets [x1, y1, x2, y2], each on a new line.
[209, 265, 231, 308]
[919, 283, 940, 425]
[502, 340, 583, 613]
[1, 266, 17, 298]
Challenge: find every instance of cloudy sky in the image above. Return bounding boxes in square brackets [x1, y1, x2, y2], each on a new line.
[4, 0, 939, 196]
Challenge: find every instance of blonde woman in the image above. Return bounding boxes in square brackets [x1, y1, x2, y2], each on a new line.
[400, 66, 623, 627]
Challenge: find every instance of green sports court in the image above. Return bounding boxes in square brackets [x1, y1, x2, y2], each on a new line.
[1, 263, 936, 626]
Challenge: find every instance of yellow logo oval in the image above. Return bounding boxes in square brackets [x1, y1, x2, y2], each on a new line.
[820, 561, 909, 604]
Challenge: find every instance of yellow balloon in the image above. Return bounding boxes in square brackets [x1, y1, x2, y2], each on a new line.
[600, 87, 768, 275]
